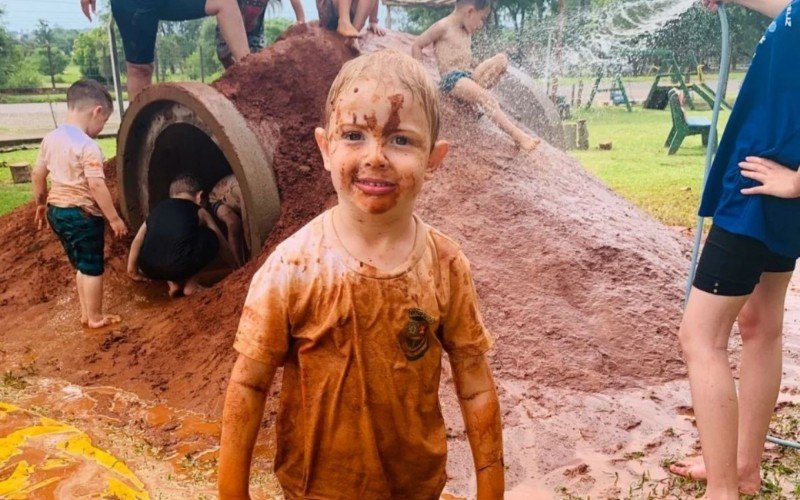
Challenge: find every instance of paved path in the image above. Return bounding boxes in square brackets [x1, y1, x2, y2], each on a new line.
[0, 102, 123, 145]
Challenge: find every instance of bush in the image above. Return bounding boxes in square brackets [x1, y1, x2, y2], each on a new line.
[7, 59, 42, 88]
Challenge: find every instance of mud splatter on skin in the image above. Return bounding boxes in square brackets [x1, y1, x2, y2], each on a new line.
[384, 94, 405, 134]
[363, 113, 378, 131]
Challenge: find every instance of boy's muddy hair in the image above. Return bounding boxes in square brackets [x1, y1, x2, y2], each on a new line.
[456, 0, 492, 10]
[169, 174, 203, 197]
[325, 50, 440, 147]
[66, 79, 113, 113]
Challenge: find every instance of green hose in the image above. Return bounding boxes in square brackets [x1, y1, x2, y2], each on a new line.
[684, 4, 800, 451]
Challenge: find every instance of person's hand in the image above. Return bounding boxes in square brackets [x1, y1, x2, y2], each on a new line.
[368, 22, 386, 36]
[80, 0, 97, 21]
[701, 0, 732, 13]
[109, 217, 128, 238]
[34, 205, 48, 230]
[739, 156, 800, 198]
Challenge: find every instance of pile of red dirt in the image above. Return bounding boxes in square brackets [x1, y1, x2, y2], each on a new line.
[0, 27, 688, 418]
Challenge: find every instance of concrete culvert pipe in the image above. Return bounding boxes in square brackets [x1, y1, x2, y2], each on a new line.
[117, 82, 281, 263]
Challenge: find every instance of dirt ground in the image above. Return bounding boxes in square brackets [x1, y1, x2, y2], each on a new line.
[1, 27, 793, 499]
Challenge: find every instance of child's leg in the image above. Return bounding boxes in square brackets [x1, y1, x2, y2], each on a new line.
[451, 78, 540, 151]
[81, 272, 121, 329]
[76, 270, 88, 325]
[350, 0, 375, 32]
[182, 277, 205, 296]
[676, 288, 749, 498]
[335, 0, 359, 37]
[736, 271, 792, 493]
[167, 281, 183, 298]
[473, 54, 508, 90]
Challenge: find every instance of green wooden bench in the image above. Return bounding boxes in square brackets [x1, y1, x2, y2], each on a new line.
[665, 89, 712, 155]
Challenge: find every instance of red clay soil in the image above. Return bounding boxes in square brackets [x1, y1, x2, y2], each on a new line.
[0, 27, 688, 418]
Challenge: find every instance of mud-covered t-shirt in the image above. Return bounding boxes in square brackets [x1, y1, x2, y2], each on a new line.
[36, 124, 105, 217]
[699, 0, 800, 257]
[234, 210, 492, 499]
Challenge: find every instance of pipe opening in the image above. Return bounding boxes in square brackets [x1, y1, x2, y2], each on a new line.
[148, 123, 231, 211]
[118, 83, 281, 280]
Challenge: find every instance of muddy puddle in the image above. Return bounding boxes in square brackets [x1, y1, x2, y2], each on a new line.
[0, 378, 280, 499]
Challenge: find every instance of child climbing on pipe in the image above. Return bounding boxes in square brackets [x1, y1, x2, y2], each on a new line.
[670, 0, 800, 497]
[127, 174, 233, 297]
[411, 0, 540, 151]
[218, 50, 504, 499]
[31, 80, 127, 329]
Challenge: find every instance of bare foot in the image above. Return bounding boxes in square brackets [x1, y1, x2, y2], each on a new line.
[86, 314, 122, 329]
[337, 20, 360, 38]
[669, 457, 761, 495]
[167, 281, 182, 298]
[518, 136, 541, 151]
[182, 280, 205, 296]
[80, 315, 88, 326]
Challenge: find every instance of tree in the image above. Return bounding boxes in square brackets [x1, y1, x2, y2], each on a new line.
[73, 27, 109, 81]
[0, 8, 23, 89]
[35, 20, 70, 88]
[36, 47, 69, 80]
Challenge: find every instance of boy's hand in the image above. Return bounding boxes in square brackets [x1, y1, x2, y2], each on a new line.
[109, 217, 128, 238]
[368, 22, 386, 36]
[34, 205, 48, 230]
[739, 156, 800, 199]
[80, 0, 96, 20]
[701, 0, 731, 12]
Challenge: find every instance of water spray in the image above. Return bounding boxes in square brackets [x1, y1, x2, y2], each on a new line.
[683, 3, 800, 452]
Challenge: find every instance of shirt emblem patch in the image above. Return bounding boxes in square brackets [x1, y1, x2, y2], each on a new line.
[399, 308, 434, 361]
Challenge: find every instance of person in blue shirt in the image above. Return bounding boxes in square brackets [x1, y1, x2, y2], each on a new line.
[671, 0, 800, 497]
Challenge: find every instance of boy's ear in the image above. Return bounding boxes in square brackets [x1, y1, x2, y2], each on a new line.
[425, 140, 450, 180]
[315, 127, 332, 172]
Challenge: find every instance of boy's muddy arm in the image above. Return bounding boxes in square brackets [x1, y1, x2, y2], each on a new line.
[451, 354, 504, 499]
[411, 21, 446, 60]
[199, 208, 239, 267]
[219, 353, 279, 499]
[87, 178, 127, 237]
[31, 164, 48, 229]
[126, 223, 148, 280]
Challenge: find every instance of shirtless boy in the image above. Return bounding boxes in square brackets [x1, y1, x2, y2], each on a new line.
[411, 0, 540, 151]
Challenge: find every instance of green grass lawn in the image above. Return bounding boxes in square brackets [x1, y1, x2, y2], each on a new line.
[0, 138, 116, 216]
[569, 105, 730, 228]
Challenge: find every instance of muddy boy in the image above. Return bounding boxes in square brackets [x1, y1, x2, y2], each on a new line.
[218, 50, 504, 498]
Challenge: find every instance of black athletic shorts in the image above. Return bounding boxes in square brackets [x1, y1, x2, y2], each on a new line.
[693, 224, 796, 296]
[138, 227, 219, 282]
[111, 0, 208, 64]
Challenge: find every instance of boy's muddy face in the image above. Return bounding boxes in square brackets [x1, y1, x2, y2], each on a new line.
[316, 78, 446, 218]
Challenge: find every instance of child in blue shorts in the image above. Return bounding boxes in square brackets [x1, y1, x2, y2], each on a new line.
[31, 80, 129, 329]
[671, 0, 800, 497]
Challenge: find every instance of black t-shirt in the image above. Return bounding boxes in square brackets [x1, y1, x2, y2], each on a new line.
[140, 198, 204, 269]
